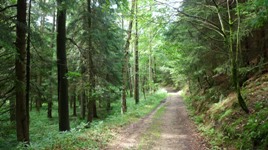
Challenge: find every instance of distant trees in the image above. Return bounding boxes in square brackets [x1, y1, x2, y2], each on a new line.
[1, 0, 161, 145]
[161, 0, 268, 113]
[174, 0, 250, 113]
[2, 0, 268, 148]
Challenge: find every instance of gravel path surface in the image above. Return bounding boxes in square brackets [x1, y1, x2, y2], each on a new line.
[105, 90, 208, 150]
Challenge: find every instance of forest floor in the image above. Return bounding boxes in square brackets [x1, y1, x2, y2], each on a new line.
[105, 88, 208, 150]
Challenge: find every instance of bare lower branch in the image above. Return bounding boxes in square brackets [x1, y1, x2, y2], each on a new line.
[155, 0, 225, 38]
[0, 4, 17, 12]
[66, 37, 87, 59]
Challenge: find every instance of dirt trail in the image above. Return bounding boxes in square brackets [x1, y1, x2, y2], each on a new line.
[105, 91, 208, 150]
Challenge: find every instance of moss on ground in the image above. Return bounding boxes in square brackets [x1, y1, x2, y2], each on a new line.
[183, 73, 268, 149]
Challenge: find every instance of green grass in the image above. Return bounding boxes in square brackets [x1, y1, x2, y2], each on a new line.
[1, 91, 167, 150]
[138, 105, 166, 149]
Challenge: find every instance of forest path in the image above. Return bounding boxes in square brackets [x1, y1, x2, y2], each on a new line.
[105, 89, 208, 150]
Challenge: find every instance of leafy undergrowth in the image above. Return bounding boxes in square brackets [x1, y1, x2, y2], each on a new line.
[183, 73, 268, 150]
[1, 91, 167, 150]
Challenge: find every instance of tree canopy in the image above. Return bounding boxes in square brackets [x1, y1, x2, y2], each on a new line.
[1, 0, 268, 149]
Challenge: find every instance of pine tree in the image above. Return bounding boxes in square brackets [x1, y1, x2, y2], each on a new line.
[15, 0, 30, 143]
[57, 0, 70, 131]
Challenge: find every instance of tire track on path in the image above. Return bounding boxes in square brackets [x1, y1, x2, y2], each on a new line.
[105, 91, 208, 150]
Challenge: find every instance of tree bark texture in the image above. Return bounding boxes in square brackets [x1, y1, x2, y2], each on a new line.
[15, 0, 30, 143]
[57, 0, 70, 131]
[80, 89, 86, 119]
[134, 0, 139, 104]
[93, 99, 97, 118]
[72, 85, 77, 116]
[122, 0, 136, 113]
[149, 32, 152, 93]
[26, 0, 31, 123]
[48, 9, 56, 118]
[227, 0, 249, 113]
[127, 63, 133, 97]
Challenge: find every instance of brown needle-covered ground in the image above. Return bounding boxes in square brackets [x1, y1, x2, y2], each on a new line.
[105, 89, 209, 150]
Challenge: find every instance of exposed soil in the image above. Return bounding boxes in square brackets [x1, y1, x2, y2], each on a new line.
[105, 90, 208, 150]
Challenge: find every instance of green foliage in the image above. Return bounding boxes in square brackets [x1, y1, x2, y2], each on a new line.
[239, 108, 268, 149]
[193, 114, 204, 124]
[0, 1, 17, 122]
[162, 0, 268, 147]
[219, 109, 232, 122]
[198, 123, 228, 148]
[66, 71, 81, 80]
[2, 0, 268, 148]
[67, 0, 125, 89]
[2, 92, 166, 149]
[241, 0, 268, 28]
[183, 81, 268, 149]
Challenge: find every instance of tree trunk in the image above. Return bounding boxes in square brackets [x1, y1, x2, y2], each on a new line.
[122, 61, 128, 113]
[148, 28, 153, 93]
[93, 76, 98, 118]
[70, 89, 73, 108]
[106, 93, 111, 112]
[26, 0, 31, 123]
[261, 27, 267, 61]
[128, 63, 133, 97]
[87, 97, 94, 123]
[106, 74, 111, 112]
[48, 7, 56, 118]
[142, 75, 146, 100]
[122, 0, 136, 113]
[228, 0, 249, 113]
[15, 0, 29, 143]
[36, 4, 45, 112]
[57, 0, 70, 131]
[80, 89, 86, 119]
[153, 56, 157, 92]
[134, 0, 139, 104]
[35, 75, 42, 112]
[93, 99, 97, 118]
[87, 0, 94, 123]
[73, 95, 77, 116]
[72, 85, 77, 116]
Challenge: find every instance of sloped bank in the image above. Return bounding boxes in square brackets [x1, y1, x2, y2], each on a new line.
[183, 73, 268, 149]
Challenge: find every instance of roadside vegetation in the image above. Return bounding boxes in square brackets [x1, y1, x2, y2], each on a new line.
[160, 0, 268, 149]
[183, 73, 268, 149]
[0, 92, 166, 150]
[2, 0, 268, 149]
